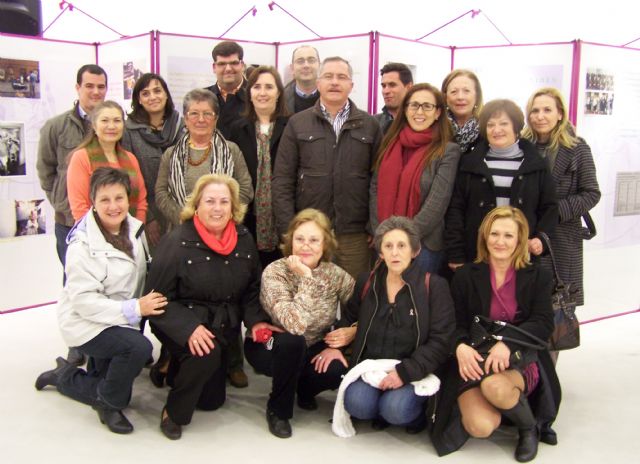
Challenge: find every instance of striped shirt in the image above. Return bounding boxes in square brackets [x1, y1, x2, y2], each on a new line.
[484, 142, 524, 206]
[320, 100, 351, 140]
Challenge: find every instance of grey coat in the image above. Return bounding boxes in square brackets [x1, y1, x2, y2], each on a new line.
[370, 142, 461, 252]
[540, 138, 600, 305]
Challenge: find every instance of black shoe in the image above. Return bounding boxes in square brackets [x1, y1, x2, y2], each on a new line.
[92, 402, 133, 434]
[149, 364, 166, 388]
[266, 409, 291, 438]
[515, 427, 539, 462]
[35, 357, 71, 391]
[405, 415, 427, 435]
[66, 347, 86, 367]
[372, 417, 390, 431]
[297, 396, 318, 411]
[160, 408, 182, 440]
[539, 424, 558, 445]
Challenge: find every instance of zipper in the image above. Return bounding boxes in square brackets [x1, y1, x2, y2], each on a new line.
[356, 273, 379, 364]
[406, 282, 420, 350]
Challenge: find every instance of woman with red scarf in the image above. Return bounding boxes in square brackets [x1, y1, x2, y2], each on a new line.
[145, 174, 279, 440]
[370, 83, 460, 273]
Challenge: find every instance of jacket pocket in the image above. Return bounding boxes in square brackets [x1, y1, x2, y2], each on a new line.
[346, 130, 375, 173]
[297, 131, 329, 170]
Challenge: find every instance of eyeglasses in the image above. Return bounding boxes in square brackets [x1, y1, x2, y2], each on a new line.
[406, 101, 437, 113]
[215, 60, 242, 68]
[186, 111, 216, 121]
[293, 236, 323, 248]
[319, 73, 351, 82]
[294, 57, 318, 65]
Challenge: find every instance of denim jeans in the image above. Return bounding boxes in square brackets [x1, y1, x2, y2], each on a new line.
[344, 379, 427, 426]
[54, 222, 72, 284]
[57, 326, 152, 410]
[414, 247, 443, 275]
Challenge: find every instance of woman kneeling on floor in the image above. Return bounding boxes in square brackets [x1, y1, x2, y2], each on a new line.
[35, 167, 167, 434]
[432, 206, 561, 462]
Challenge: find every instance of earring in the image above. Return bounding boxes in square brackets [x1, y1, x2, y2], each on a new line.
[92, 207, 97, 212]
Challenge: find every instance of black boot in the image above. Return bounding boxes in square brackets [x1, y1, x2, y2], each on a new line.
[92, 400, 133, 434]
[66, 347, 86, 366]
[35, 357, 72, 390]
[499, 394, 539, 462]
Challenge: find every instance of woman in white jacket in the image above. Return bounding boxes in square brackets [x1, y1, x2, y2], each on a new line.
[35, 167, 167, 434]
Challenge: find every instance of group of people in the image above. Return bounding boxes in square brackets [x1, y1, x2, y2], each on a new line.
[33, 40, 600, 462]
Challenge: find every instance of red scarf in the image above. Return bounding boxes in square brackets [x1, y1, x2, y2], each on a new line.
[193, 215, 238, 255]
[377, 126, 433, 222]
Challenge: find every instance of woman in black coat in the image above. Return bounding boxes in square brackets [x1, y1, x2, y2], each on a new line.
[146, 174, 280, 440]
[228, 66, 290, 269]
[432, 206, 560, 462]
[522, 87, 601, 307]
[445, 99, 558, 271]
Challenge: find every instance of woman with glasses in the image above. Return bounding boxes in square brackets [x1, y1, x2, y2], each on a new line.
[155, 88, 253, 230]
[244, 208, 354, 438]
[370, 83, 461, 274]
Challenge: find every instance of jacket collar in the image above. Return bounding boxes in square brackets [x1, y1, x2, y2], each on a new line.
[67, 210, 144, 256]
[468, 261, 536, 315]
[460, 138, 548, 175]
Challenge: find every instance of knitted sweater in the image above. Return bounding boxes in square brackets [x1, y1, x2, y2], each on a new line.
[260, 258, 354, 345]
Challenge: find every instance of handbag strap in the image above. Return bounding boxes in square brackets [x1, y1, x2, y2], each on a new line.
[474, 315, 548, 350]
[582, 212, 597, 240]
[538, 232, 563, 284]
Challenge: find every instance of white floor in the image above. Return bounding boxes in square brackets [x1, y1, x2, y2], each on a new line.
[1, 303, 639, 464]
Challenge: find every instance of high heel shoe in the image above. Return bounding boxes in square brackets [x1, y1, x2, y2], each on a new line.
[35, 357, 72, 390]
[93, 400, 133, 434]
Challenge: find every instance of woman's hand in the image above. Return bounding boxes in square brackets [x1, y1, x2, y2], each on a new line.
[286, 255, 312, 278]
[528, 238, 543, 256]
[484, 341, 511, 375]
[188, 325, 216, 357]
[456, 343, 485, 381]
[324, 327, 356, 348]
[448, 262, 464, 271]
[249, 321, 284, 341]
[310, 348, 347, 373]
[138, 290, 168, 317]
[146, 219, 162, 247]
[379, 369, 404, 390]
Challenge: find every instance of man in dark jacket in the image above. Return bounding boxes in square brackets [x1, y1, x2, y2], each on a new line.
[374, 62, 413, 134]
[205, 41, 247, 139]
[273, 56, 382, 279]
[282, 45, 320, 114]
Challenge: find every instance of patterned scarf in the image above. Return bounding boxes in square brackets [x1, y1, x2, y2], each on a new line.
[448, 110, 480, 153]
[86, 138, 140, 216]
[377, 125, 433, 222]
[254, 122, 279, 251]
[167, 130, 234, 207]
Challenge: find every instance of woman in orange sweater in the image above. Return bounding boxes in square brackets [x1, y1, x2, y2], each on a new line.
[67, 100, 147, 223]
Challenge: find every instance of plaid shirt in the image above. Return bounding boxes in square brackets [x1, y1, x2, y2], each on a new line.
[320, 100, 351, 140]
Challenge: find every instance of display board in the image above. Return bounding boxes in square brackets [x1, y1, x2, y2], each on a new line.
[97, 33, 154, 110]
[277, 34, 372, 111]
[157, 32, 276, 113]
[575, 42, 640, 249]
[374, 34, 451, 114]
[453, 43, 575, 111]
[0, 33, 96, 311]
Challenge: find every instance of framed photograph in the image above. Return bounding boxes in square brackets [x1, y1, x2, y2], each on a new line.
[0, 122, 25, 176]
[0, 57, 40, 99]
[15, 199, 46, 236]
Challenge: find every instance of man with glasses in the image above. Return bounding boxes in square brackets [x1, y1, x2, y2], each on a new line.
[375, 62, 413, 134]
[273, 57, 382, 280]
[283, 45, 321, 113]
[205, 41, 247, 139]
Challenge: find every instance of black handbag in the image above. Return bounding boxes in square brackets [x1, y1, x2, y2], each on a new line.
[539, 232, 580, 350]
[469, 315, 548, 371]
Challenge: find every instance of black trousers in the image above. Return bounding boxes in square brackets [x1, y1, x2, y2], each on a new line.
[155, 329, 230, 425]
[244, 332, 346, 419]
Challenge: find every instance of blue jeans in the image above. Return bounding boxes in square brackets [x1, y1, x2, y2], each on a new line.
[57, 326, 152, 410]
[414, 247, 443, 274]
[54, 222, 72, 284]
[344, 379, 427, 426]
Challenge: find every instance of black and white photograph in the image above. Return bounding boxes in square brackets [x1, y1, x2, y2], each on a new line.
[15, 199, 46, 236]
[0, 57, 40, 99]
[0, 122, 26, 176]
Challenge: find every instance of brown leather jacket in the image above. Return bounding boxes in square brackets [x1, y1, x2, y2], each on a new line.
[272, 99, 382, 236]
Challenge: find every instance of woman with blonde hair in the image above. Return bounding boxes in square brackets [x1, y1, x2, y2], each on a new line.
[433, 206, 560, 462]
[441, 69, 484, 153]
[522, 87, 600, 307]
[146, 173, 278, 440]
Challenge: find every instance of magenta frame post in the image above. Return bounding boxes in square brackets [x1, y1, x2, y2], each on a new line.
[369, 31, 379, 114]
[155, 30, 161, 73]
[568, 40, 582, 126]
[450, 46, 455, 70]
[150, 31, 156, 73]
